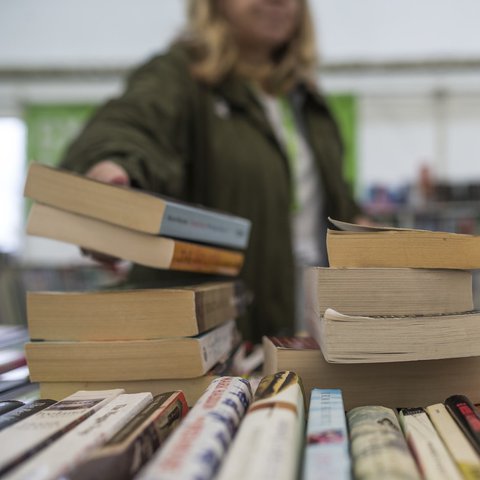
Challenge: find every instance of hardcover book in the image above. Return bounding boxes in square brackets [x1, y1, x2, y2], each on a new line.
[24, 163, 251, 249]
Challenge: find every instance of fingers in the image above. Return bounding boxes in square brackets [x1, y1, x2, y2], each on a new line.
[86, 160, 130, 186]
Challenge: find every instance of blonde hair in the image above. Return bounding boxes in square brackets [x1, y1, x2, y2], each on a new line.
[181, 0, 318, 93]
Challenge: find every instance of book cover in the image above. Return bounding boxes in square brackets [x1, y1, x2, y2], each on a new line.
[445, 395, 480, 455]
[327, 217, 480, 269]
[64, 392, 188, 480]
[399, 407, 462, 480]
[0, 389, 123, 476]
[24, 163, 251, 249]
[303, 389, 350, 480]
[27, 281, 248, 341]
[5, 393, 152, 480]
[26, 320, 238, 381]
[136, 377, 252, 480]
[262, 336, 480, 410]
[216, 371, 305, 480]
[0, 399, 55, 432]
[347, 406, 420, 480]
[27, 203, 244, 276]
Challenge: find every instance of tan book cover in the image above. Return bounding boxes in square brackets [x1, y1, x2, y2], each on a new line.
[26, 320, 237, 382]
[327, 218, 480, 269]
[24, 163, 250, 249]
[27, 281, 246, 341]
[26, 203, 244, 276]
[262, 336, 480, 410]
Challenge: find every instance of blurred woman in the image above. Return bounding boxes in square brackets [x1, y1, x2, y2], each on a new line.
[61, 0, 361, 341]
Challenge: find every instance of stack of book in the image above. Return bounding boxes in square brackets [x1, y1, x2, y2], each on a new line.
[264, 218, 480, 409]
[23, 163, 252, 405]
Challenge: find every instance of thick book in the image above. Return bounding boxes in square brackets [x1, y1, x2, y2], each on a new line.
[27, 203, 244, 276]
[5, 393, 152, 480]
[314, 308, 480, 363]
[399, 407, 462, 480]
[64, 392, 188, 480]
[302, 389, 350, 480]
[347, 406, 420, 480]
[24, 163, 251, 249]
[445, 395, 480, 455]
[262, 336, 480, 410]
[327, 217, 480, 269]
[27, 281, 247, 341]
[216, 372, 305, 480]
[136, 377, 252, 480]
[26, 320, 238, 381]
[0, 389, 123, 476]
[425, 403, 480, 478]
[305, 267, 473, 317]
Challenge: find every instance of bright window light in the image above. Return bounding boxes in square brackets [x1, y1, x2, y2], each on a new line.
[0, 118, 26, 253]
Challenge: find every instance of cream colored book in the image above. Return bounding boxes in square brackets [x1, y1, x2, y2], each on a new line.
[24, 162, 250, 249]
[315, 308, 480, 363]
[426, 403, 480, 479]
[26, 320, 237, 382]
[262, 336, 480, 410]
[27, 203, 244, 276]
[5, 393, 152, 480]
[305, 267, 473, 317]
[216, 371, 305, 480]
[0, 389, 123, 476]
[399, 408, 462, 480]
[327, 218, 480, 269]
[27, 281, 246, 341]
[39, 377, 217, 408]
[347, 406, 420, 480]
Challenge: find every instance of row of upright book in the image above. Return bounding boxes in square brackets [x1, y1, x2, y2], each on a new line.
[0, 374, 479, 479]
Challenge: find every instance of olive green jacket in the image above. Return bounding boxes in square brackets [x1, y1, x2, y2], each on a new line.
[61, 44, 360, 342]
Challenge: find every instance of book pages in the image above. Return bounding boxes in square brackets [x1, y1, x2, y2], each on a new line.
[347, 406, 420, 480]
[216, 371, 305, 480]
[303, 389, 350, 480]
[136, 377, 252, 480]
[4, 393, 152, 480]
[0, 389, 123, 476]
[399, 408, 462, 480]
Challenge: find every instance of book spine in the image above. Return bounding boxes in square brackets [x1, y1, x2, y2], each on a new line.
[160, 202, 250, 249]
[302, 389, 350, 480]
[347, 406, 420, 480]
[198, 319, 238, 373]
[5, 392, 152, 480]
[65, 392, 188, 480]
[399, 407, 462, 480]
[0, 399, 56, 432]
[0, 401, 24, 416]
[426, 403, 480, 480]
[0, 389, 123, 476]
[136, 377, 252, 480]
[170, 240, 244, 276]
[445, 395, 480, 455]
[216, 371, 305, 480]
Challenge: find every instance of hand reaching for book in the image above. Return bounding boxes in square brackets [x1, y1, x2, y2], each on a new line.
[81, 160, 130, 269]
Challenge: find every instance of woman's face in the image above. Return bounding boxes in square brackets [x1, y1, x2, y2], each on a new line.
[221, 0, 301, 55]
